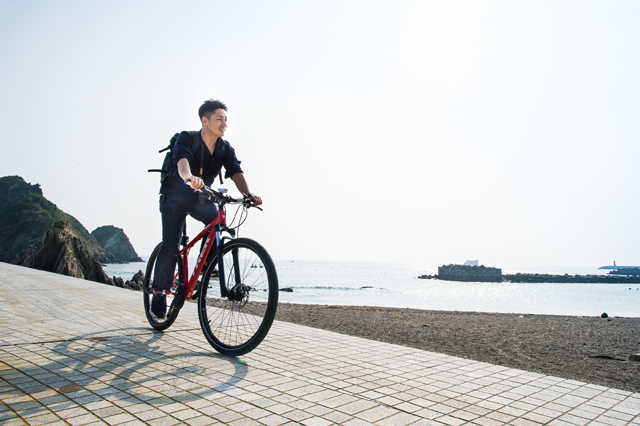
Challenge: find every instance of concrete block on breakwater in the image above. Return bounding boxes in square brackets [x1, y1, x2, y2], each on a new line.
[438, 264, 502, 282]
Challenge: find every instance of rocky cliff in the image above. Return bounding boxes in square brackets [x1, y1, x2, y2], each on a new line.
[12, 220, 114, 285]
[91, 225, 143, 263]
[0, 175, 112, 263]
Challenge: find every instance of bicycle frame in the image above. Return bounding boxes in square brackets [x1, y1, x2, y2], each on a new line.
[176, 209, 234, 301]
[144, 182, 274, 354]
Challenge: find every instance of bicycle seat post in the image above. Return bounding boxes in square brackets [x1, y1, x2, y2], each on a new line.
[181, 222, 189, 246]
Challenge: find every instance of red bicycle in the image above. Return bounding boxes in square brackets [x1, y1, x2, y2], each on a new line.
[143, 184, 278, 356]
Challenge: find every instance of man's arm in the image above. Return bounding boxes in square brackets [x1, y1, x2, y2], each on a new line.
[177, 158, 204, 189]
[231, 173, 262, 205]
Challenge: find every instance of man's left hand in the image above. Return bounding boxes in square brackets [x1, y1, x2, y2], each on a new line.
[247, 194, 262, 206]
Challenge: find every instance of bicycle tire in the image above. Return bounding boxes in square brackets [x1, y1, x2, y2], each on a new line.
[143, 242, 183, 330]
[197, 238, 278, 356]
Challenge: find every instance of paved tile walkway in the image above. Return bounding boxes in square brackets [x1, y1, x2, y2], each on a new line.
[1, 262, 639, 426]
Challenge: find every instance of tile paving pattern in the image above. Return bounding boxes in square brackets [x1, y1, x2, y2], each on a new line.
[1, 262, 639, 425]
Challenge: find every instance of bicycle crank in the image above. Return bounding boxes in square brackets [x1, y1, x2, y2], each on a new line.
[170, 283, 186, 310]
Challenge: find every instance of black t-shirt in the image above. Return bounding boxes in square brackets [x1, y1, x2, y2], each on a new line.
[161, 130, 243, 197]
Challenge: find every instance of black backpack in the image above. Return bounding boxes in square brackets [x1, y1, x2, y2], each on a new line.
[148, 131, 199, 183]
[148, 131, 227, 184]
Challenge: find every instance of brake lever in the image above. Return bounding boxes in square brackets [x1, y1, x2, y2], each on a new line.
[242, 197, 263, 211]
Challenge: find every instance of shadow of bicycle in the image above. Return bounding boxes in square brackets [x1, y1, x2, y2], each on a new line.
[1, 327, 249, 417]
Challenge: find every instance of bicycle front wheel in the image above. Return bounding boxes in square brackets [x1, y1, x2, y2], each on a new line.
[197, 238, 278, 356]
[143, 242, 183, 330]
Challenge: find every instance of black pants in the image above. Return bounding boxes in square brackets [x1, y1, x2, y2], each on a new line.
[152, 194, 219, 292]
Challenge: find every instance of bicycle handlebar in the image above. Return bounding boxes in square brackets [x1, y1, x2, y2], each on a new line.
[184, 179, 263, 211]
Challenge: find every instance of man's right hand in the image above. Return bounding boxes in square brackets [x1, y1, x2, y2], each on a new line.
[185, 176, 204, 189]
[177, 158, 203, 189]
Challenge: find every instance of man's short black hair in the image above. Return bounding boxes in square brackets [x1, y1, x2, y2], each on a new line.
[199, 99, 227, 120]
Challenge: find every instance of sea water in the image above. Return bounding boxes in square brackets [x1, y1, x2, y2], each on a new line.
[103, 259, 640, 317]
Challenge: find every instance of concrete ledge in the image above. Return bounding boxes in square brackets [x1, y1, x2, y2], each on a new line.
[1, 262, 639, 425]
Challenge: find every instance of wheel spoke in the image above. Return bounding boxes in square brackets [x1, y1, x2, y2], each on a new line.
[197, 238, 278, 355]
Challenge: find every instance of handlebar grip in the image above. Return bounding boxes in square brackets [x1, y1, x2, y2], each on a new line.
[182, 180, 261, 210]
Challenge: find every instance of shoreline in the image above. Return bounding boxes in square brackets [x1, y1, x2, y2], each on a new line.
[274, 302, 640, 393]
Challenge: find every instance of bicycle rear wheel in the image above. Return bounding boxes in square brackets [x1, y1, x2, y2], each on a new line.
[143, 242, 183, 330]
[198, 238, 278, 356]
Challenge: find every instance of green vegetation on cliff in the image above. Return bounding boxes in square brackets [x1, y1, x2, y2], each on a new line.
[0, 175, 111, 263]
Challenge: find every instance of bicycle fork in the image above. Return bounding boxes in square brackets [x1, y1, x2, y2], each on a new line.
[214, 225, 243, 301]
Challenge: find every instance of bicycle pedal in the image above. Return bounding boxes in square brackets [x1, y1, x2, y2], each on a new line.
[169, 280, 184, 295]
[170, 284, 186, 310]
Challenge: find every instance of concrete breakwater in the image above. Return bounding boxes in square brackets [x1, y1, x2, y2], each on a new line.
[608, 267, 640, 276]
[503, 273, 640, 284]
[418, 264, 640, 283]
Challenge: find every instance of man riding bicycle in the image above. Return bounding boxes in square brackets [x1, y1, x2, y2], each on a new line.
[151, 99, 262, 319]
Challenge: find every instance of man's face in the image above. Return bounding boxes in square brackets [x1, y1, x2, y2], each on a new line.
[203, 109, 227, 139]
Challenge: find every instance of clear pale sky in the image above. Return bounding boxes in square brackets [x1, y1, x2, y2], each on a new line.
[1, 1, 638, 268]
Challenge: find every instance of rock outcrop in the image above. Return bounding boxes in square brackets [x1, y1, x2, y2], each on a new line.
[0, 175, 113, 263]
[112, 270, 145, 291]
[127, 270, 145, 290]
[92, 225, 142, 263]
[12, 220, 113, 285]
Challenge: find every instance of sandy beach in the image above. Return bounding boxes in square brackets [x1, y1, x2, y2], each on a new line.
[275, 303, 640, 393]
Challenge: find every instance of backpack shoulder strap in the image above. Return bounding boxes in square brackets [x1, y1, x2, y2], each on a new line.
[188, 130, 205, 177]
[188, 130, 201, 154]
